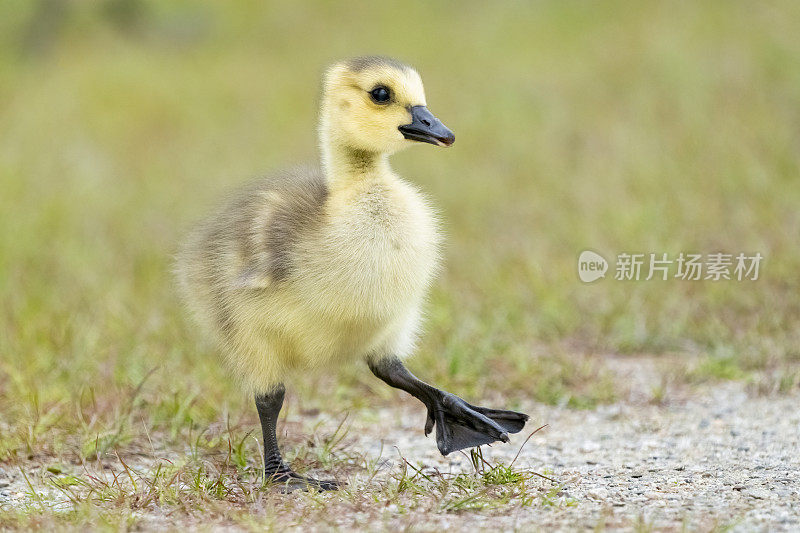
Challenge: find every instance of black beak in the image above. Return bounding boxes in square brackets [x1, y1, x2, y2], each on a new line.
[399, 105, 455, 147]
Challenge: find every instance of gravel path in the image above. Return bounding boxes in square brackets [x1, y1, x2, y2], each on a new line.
[2, 360, 799, 531]
[348, 380, 800, 531]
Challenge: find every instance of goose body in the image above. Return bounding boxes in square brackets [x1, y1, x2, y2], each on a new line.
[176, 56, 527, 490]
[178, 166, 439, 390]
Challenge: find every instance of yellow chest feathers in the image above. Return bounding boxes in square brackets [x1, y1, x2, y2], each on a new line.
[294, 177, 441, 319]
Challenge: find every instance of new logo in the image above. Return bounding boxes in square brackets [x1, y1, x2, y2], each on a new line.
[578, 250, 608, 283]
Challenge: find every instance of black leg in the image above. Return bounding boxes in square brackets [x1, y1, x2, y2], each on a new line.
[368, 356, 529, 456]
[255, 384, 291, 477]
[255, 385, 340, 491]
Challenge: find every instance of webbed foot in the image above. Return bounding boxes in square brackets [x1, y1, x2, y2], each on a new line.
[366, 357, 530, 456]
[266, 469, 341, 492]
[425, 393, 529, 456]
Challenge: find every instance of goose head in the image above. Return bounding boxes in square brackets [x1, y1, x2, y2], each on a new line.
[319, 56, 455, 159]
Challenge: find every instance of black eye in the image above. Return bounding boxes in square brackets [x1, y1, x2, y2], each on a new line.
[369, 86, 391, 104]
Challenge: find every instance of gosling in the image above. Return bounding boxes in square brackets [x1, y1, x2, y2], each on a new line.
[176, 56, 528, 490]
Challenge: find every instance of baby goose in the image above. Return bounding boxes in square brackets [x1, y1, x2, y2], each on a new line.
[176, 56, 529, 490]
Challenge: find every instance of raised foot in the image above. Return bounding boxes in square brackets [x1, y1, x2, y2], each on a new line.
[426, 393, 530, 456]
[266, 470, 341, 492]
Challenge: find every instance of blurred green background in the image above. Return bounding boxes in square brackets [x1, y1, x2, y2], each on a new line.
[1, 0, 799, 461]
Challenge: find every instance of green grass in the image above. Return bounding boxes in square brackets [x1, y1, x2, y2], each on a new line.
[2, 422, 558, 530]
[1, 0, 799, 529]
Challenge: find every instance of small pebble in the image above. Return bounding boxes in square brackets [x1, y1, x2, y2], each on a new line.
[588, 488, 610, 500]
[745, 488, 771, 500]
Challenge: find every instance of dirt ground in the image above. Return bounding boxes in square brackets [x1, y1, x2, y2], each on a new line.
[319, 358, 800, 531]
[2, 358, 798, 531]
[355, 387, 799, 531]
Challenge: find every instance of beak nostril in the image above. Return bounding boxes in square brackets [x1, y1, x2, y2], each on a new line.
[399, 105, 454, 146]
